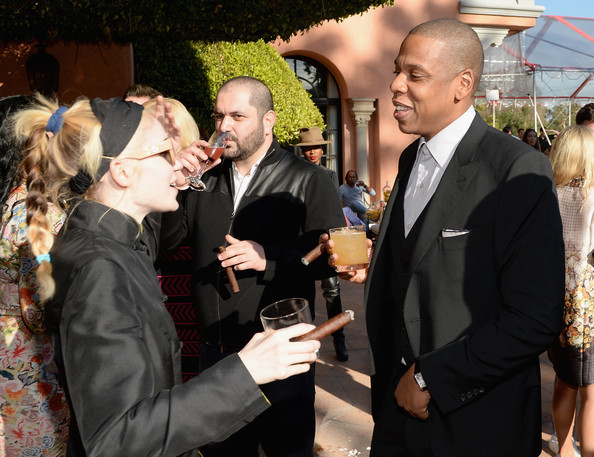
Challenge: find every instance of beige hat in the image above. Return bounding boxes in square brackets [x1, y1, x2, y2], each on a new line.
[294, 127, 332, 146]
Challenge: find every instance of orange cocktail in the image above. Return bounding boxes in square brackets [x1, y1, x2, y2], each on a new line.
[329, 225, 369, 271]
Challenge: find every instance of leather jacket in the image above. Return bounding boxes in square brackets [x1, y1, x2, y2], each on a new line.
[160, 140, 345, 347]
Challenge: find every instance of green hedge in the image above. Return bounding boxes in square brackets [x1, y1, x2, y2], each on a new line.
[134, 39, 324, 146]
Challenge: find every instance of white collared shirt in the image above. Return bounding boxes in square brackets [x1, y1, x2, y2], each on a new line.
[231, 155, 266, 210]
[403, 106, 475, 237]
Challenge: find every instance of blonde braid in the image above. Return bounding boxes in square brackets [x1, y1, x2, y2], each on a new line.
[13, 94, 102, 301]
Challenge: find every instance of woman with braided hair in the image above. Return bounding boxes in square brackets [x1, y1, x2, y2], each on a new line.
[14, 94, 320, 457]
[0, 95, 70, 456]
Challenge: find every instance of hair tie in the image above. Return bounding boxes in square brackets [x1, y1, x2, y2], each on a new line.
[68, 170, 94, 194]
[36, 253, 51, 264]
[46, 106, 67, 134]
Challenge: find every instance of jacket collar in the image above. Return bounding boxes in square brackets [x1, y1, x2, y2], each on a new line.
[65, 199, 145, 247]
[222, 138, 285, 196]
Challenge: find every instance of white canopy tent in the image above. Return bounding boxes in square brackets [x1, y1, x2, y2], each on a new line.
[479, 15, 594, 128]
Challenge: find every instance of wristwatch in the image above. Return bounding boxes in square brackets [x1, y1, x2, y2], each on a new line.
[413, 366, 428, 392]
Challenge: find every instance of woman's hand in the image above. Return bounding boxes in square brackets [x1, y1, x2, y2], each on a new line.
[238, 323, 320, 385]
[154, 95, 181, 152]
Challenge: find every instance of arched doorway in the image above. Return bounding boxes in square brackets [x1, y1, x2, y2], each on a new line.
[284, 55, 342, 180]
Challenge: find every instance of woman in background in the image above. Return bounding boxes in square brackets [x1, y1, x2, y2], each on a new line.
[549, 125, 594, 457]
[13, 94, 319, 457]
[0, 95, 70, 455]
[522, 128, 542, 152]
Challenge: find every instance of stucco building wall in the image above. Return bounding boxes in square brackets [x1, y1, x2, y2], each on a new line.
[0, 42, 133, 105]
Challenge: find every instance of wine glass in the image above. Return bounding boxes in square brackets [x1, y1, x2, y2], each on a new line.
[260, 298, 312, 332]
[186, 131, 229, 191]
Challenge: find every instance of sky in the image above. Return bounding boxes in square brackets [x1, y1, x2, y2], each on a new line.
[538, 0, 593, 18]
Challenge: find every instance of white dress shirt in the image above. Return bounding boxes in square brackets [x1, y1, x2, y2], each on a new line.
[403, 106, 476, 237]
[231, 155, 265, 210]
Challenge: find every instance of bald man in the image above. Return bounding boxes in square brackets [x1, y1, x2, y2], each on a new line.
[352, 18, 564, 456]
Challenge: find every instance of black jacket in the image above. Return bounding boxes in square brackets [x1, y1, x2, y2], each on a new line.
[46, 200, 269, 457]
[160, 140, 345, 347]
[365, 114, 564, 456]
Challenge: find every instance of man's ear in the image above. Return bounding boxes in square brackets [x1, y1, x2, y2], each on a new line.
[263, 110, 276, 136]
[107, 159, 135, 188]
[455, 69, 475, 101]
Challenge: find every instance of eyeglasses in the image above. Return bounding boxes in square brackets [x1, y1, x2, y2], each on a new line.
[103, 138, 176, 165]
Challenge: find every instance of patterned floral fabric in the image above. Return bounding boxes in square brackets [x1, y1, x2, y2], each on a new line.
[550, 183, 594, 386]
[0, 184, 70, 456]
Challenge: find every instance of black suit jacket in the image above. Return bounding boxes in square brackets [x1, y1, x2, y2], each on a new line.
[365, 113, 565, 456]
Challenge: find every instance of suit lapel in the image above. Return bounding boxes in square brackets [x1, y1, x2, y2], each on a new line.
[365, 139, 419, 305]
[403, 114, 487, 357]
[407, 114, 486, 277]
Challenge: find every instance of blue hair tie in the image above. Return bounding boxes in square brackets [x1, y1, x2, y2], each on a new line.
[46, 106, 67, 134]
[36, 254, 51, 264]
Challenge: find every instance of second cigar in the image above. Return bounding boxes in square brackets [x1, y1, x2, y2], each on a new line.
[294, 310, 354, 342]
[219, 246, 240, 293]
[301, 243, 323, 266]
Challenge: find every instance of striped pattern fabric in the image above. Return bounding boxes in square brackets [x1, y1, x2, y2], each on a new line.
[157, 245, 200, 381]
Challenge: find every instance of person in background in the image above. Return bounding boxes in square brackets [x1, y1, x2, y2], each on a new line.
[577, 103, 594, 131]
[296, 126, 348, 362]
[517, 127, 525, 140]
[123, 83, 162, 105]
[340, 170, 376, 224]
[540, 127, 553, 155]
[502, 125, 519, 140]
[523, 128, 542, 152]
[14, 94, 319, 457]
[160, 76, 345, 457]
[144, 96, 205, 378]
[548, 125, 594, 457]
[0, 94, 70, 456]
[327, 18, 564, 456]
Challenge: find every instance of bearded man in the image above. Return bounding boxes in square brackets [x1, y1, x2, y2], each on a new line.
[160, 76, 345, 457]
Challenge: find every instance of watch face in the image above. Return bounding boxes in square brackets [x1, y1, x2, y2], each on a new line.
[414, 372, 427, 390]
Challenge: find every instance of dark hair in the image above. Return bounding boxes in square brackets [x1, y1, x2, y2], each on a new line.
[219, 76, 274, 118]
[0, 95, 31, 208]
[345, 169, 358, 180]
[576, 103, 594, 125]
[522, 128, 541, 151]
[502, 125, 512, 134]
[123, 84, 162, 100]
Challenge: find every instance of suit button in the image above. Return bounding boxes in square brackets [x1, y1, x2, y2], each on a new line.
[460, 393, 467, 402]
[479, 387, 485, 393]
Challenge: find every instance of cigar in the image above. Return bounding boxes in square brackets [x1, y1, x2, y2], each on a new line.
[219, 246, 240, 293]
[294, 310, 354, 342]
[301, 243, 323, 266]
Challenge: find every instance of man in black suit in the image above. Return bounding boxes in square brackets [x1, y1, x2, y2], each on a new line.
[331, 18, 565, 456]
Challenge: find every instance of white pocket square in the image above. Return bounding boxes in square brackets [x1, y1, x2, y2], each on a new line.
[441, 228, 470, 238]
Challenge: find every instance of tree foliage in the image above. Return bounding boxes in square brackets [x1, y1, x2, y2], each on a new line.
[134, 39, 324, 146]
[0, 0, 393, 45]
[476, 100, 584, 134]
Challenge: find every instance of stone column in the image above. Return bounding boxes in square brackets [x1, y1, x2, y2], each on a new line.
[348, 98, 376, 184]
